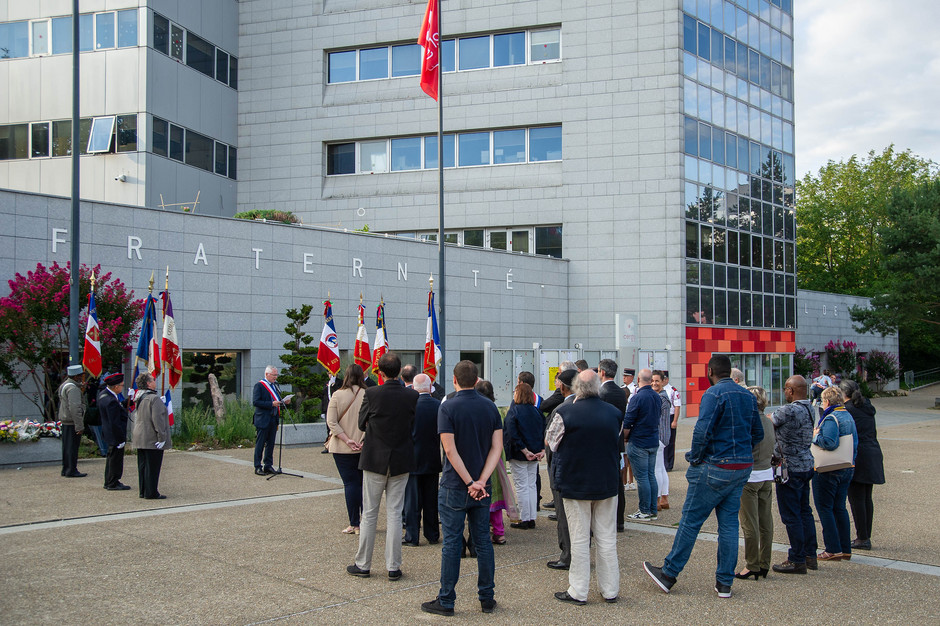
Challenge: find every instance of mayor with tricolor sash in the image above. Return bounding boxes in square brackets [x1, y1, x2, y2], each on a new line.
[252, 366, 291, 476]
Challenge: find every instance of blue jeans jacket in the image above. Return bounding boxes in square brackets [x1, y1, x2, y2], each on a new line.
[813, 405, 859, 463]
[687, 378, 763, 466]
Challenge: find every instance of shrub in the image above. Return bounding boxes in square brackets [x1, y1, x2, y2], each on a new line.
[233, 209, 299, 224]
[173, 398, 257, 448]
[793, 348, 820, 378]
[863, 349, 900, 391]
[825, 340, 859, 375]
[214, 398, 256, 446]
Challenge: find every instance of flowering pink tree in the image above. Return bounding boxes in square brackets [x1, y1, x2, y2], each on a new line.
[824, 339, 860, 376]
[0, 262, 143, 419]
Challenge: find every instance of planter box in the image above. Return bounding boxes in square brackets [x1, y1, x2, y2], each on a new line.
[275, 421, 328, 445]
[0, 438, 60, 467]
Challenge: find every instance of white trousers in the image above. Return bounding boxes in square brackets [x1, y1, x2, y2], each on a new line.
[355, 470, 409, 572]
[563, 496, 620, 602]
[509, 459, 538, 522]
[656, 442, 669, 497]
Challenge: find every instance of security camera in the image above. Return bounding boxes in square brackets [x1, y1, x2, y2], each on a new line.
[115, 174, 126, 182]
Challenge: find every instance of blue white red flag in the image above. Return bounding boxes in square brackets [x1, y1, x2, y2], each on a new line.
[132, 294, 161, 392]
[164, 389, 175, 426]
[423, 290, 442, 380]
[354, 303, 371, 372]
[317, 300, 341, 376]
[82, 291, 102, 378]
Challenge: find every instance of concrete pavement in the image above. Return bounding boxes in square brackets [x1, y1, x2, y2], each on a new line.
[1, 389, 939, 624]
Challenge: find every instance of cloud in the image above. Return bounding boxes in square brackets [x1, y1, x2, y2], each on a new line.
[795, 0, 940, 176]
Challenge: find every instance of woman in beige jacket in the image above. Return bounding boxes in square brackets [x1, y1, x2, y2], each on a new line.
[132, 373, 171, 500]
[327, 364, 367, 534]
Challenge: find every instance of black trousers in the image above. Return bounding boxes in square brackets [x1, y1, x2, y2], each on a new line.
[404, 473, 440, 543]
[104, 445, 125, 488]
[551, 483, 570, 565]
[137, 448, 165, 498]
[61, 424, 80, 475]
[847, 481, 874, 541]
[664, 427, 678, 471]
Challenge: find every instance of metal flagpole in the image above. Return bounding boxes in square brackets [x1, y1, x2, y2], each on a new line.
[436, 0, 445, 387]
[68, 0, 81, 368]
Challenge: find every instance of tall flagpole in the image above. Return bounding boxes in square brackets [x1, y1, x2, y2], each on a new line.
[68, 0, 81, 369]
[436, 0, 445, 386]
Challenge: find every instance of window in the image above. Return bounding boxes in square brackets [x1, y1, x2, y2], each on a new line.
[530, 28, 560, 62]
[0, 124, 29, 160]
[359, 47, 388, 80]
[441, 39, 455, 72]
[216, 49, 229, 84]
[185, 130, 213, 171]
[116, 115, 137, 152]
[51, 17, 71, 54]
[493, 129, 525, 164]
[390, 137, 421, 171]
[153, 14, 169, 55]
[86, 116, 115, 153]
[489, 231, 507, 250]
[424, 134, 455, 169]
[458, 36, 489, 70]
[535, 226, 562, 257]
[493, 32, 525, 66]
[327, 143, 355, 175]
[229, 57, 238, 89]
[512, 230, 529, 253]
[152, 117, 168, 157]
[169, 124, 184, 161]
[391, 44, 420, 77]
[187, 32, 215, 78]
[464, 229, 484, 247]
[117, 9, 137, 48]
[458, 132, 490, 166]
[31, 122, 50, 157]
[215, 141, 227, 175]
[359, 140, 388, 173]
[329, 50, 356, 82]
[31, 20, 49, 55]
[52, 120, 71, 156]
[95, 12, 115, 50]
[0, 21, 29, 59]
[529, 126, 561, 162]
[170, 23, 184, 60]
[227, 147, 236, 180]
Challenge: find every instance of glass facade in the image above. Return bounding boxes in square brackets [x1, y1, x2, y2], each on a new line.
[682, 0, 795, 330]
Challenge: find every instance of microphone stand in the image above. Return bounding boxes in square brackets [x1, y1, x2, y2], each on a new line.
[268, 405, 302, 480]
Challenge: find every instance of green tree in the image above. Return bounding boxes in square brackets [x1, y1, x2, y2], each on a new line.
[796, 146, 937, 296]
[279, 305, 329, 422]
[850, 180, 940, 370]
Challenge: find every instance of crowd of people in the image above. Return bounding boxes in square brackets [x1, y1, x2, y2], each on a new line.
[316, 352, 886, 613]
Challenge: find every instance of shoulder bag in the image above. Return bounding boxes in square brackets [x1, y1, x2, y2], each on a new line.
[810, 412, 854, 472]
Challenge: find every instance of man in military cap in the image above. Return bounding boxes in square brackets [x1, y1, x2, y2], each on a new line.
[99, 373, 131, 491]
[58, 364, 87, 478]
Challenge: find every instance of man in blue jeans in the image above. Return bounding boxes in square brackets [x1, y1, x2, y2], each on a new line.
[622, 369, 661, 520]
[421, 360, 503, 617]
[643, 355, 763, 599]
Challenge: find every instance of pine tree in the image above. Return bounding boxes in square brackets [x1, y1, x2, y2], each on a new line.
[279, 305, 330, 422]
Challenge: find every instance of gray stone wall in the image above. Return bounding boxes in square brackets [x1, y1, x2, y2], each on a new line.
[0, 188, 568, 419]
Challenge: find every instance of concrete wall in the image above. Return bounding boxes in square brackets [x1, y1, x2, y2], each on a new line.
[0, 187, 569, 419]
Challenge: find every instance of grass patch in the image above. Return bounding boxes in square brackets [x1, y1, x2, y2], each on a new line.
[173, 398, 256, 449]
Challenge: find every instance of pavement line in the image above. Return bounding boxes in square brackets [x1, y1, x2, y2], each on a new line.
[185, 451, 344, 484]
[0, 488, 345, 535]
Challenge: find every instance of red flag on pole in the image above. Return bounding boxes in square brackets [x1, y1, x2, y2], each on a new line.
[317, 300, 341, 376]
[418, 0, 440, 100]
[82, 291, 102, 378]
[160, 290, 183, 389]
[423, 289, 442, 381]
[372, 301, 389, 384]
[354, 302, 371, 372]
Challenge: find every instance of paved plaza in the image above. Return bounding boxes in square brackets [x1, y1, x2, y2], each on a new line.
[1, 390, 939, 624]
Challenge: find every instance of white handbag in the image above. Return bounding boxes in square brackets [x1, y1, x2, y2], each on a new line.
[811, 413, 854, 472]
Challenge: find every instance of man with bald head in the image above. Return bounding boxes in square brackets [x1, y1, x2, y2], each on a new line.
[622, 369, 662, 520]
[403, 373, 443, 546]
[769, 375, 818, 574]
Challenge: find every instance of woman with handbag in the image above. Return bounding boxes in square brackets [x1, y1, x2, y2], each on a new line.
[811, 386, 859, 562]
[839, 380, 884, 551]
[326, 364, 367, 535]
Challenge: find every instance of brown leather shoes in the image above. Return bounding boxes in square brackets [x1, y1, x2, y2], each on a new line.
[658, 496, 670, 510]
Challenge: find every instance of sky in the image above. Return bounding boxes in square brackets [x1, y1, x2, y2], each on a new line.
[794, 0, 940, 178]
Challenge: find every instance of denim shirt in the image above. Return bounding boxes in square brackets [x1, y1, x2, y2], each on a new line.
[813, 405, 859, 463]
[686, 378, 763, 466]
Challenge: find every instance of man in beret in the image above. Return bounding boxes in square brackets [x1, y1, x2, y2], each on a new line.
[98, 373, 131, 490]
[57, 364, 87, 478]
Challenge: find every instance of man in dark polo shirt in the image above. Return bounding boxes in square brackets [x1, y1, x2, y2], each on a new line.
[421, 360, 503, 617]
[643, 355, 763, 599]
[546, 369, 623, 605]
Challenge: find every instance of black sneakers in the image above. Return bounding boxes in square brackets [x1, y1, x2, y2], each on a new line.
[421, 598, 454, 616]
[643, 561, 676, 593]
[481, 599, 497, 613]
[715, 581, 732, 598]
[554, 591, 586, 606]
[387, 569, 402, 580]
[346, 564, 370, 578]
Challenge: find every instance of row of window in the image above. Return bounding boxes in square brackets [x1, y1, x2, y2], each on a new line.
[152, 117, 236, 180]
[686, 153, 795, 203]
[153, 13, 237, 89]
[687, 224, 795, 273]
[327, 126, 561, 175]
[687, 287, 795, 330]
[685, 53, 792, 124]
[328, 27, 560, 84]
[688, 261, 796, 297]
[0, 115, 137, 160]
[727, 352, 793, 406]
[0, 9, 137, 58]
[683, 0, 793, 56]
[393, 226, 563, 258]
[684, 117, 794, 185]
[687, 186, 795, 242]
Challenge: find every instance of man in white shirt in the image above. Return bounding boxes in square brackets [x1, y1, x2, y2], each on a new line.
[662, 371, 682, 473]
